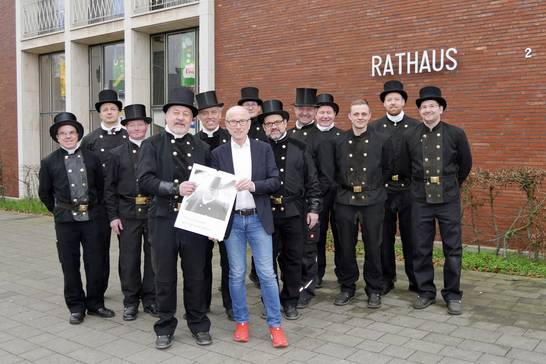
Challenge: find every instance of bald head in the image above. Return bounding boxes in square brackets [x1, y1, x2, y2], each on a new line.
[225, 105, 251, 145]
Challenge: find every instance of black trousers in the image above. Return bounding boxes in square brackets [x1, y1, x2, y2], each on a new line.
[301, 222, 320, 294]
[412, 198, 462, 301]
[317, 188, 341, 281]
[335, 202, 384, 295]
[273, 216, 304, 307]
[381, 191, 416, 288]
[149, 217, 211, 336]
[55, 220, 104, 313]
[218, 241, 232, 309]
[96, 211, 112, 295]
[118, 218, 155, 307]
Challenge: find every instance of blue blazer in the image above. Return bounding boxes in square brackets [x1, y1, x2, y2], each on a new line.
[211, 138, 280, 237]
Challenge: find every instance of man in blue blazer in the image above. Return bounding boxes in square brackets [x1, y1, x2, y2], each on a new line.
[211, 105, 288, 348]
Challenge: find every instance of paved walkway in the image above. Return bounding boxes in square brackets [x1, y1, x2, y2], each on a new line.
[1, 211, 546, 363]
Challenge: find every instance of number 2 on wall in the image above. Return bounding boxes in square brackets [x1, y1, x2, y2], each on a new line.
[525, 48, 533, 58]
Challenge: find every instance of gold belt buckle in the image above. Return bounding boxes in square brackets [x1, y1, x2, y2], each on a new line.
[430, 176, 440, 184]
[391, 175, 399, 182]
[352, 185, 362, 193]
[78, 204, 88, 213]
[272, 196, 283, 205]
[135, 196, 148, 205]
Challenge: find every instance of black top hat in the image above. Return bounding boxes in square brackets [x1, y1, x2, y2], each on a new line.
[95, 89, 123, 112]
[237, 87, 263, 106]
[122, 104, 152, 126]
[416, 86, 447, 110]
[260, 99, 290, 122]
[49, 112, 84, 143]
[380, 80, 408, 102]
[294, 88, 318, 107]
[163, 87, 198, 116]
[196, 91, 224, 111]
[316, 93, 339, 115]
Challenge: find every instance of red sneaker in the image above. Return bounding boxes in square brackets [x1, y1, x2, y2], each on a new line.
[233, 322, 249, 342]
[269, 326, 288, 348]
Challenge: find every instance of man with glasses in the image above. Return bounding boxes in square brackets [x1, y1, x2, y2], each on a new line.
[399, 86, 472, 315]
[261, 99, 321, 320]
[211, 106, 288, 348]
[138, 87, 212, 350]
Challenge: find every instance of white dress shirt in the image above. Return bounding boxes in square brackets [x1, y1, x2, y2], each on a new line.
[231, 137, 256, 210]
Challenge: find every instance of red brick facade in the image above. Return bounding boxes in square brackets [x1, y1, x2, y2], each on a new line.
[215, 1, 546, 247]
[0, 0, 17, 197]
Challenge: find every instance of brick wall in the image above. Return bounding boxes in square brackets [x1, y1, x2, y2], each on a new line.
[215, 0, 546, 247]
[0, 0, 18, 197]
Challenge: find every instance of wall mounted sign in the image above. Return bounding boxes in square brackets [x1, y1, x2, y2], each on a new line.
[372, 48, 458, 77]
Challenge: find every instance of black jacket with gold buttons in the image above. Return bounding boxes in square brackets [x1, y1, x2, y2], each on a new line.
[333, 129, 391, 206]
[399, 121, 472, 204]
[268, 134, 321, 218]
[81, 127, 128, 171]
[137, 131, 211, 218]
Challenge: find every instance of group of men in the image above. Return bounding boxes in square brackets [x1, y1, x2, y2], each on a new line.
[38, 80, 472, 351]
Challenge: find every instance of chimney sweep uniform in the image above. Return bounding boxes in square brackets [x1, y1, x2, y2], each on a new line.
[104, 104, 156, 320]
[238, 86, 267, 142]
[262, 100, 322, 318]
[137, 87, 212, 341]
[331, 128, 390, 306]
[81, 89, 128, 296]
[370, 80, 419, 294]
[195, 90, 233, 319]
[399, 86, 472, 314]
[39, 112, 115, 323]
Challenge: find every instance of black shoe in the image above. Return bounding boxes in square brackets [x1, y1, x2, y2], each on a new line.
[69, 312, 85, 325]
[283, 305, 300, 320]
[193, 332, 212, 346]
[380, 282, 395, 296]
[447, 300, 463, 315]
[413, 296, 436, 310]
[367, 293, 382, 309]
[88, 307, 115, 318]
[225, 308, 234, 321]
[144, 304, 159, 317]
[333, 291, 355, 306]
[297, 290, 312, 309]
[155, 335, 173, 350]
[123, 306, 138, 321]
[315, 276, 323, 289]
[249, 271, 260, 288]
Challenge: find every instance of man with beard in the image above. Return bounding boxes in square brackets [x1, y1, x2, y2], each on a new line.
[81, 89, 128, 297]
[370, 80, 419, 295]
[138, 87, 212, 349]
[399, 86, 472, 315]
[195, 90, 233, 320]
[261, 99, 321, 320]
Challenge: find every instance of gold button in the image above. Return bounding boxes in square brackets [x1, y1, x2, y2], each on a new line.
[65, 156, 68, 159]
[174, 179, 179, 183]
[71, 184, 75, 187]
[133, 150, 136, 154]
[348, 140, 352, 144]
[101, 148, 105, 152]
[80, 168, 84, 172]
[171, 139, 175, 144]
[363, 168, 366, 171]
[425, 158, 429, 162]
[187, 153, 192, 157]
[280, 168, 284, 172]
[282, 145, 286, 149]
[68, 169, 72, 173]
[281, 156, 285, 160]
[188, 166, 192, 170]
[383, 124, 387, 128]
[173, 151, 177, 156]
[99, 135, 103, 139]
[437, 157, 441, 160]
[437, 133, 441, 137]
[303, 132, 307, 136]
[350, 168, 353, 171]
[404, 124, 408, 128]
[365, 140, 368, 143]
[363, 153, 367, 157]
[123, 135, 127, 138]
[436, 145, 440, 149]
[349, 154, 353, 158]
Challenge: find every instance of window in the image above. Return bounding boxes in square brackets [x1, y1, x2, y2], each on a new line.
[151, 29, 198, 134]
[89, 41, 125, 130]
[39, 52, 66, 158]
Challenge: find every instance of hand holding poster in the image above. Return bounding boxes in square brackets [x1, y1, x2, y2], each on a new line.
[174, 163, 237, 240]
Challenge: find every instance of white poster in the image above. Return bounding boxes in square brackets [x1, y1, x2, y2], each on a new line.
[175, 163, 237, 240]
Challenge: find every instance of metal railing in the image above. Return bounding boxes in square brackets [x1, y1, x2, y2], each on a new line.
[71, 0, 124, 27]
[133, 0, 199, 15]
[21, 0, 65, 39]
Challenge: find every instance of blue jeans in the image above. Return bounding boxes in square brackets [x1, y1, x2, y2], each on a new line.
[224, 214, 281, 327]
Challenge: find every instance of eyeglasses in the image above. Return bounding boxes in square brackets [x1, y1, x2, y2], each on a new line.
[226, 119, 250, 126]
[263, 119, 285, 128]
